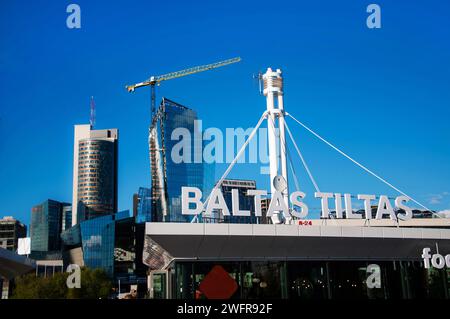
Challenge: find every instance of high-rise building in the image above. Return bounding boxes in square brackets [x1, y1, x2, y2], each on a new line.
[149, 98, 214, 222]
[260, 198, 271, 224]
[0, 216, 27, 251]
[220, 179, 258, 224]
[61, 205, 72, 232]
[72, 124, 118, 225]
[30, 200, 68, 252]
[134, 187, 152, 224]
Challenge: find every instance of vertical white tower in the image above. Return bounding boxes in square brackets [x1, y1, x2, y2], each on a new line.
[263, 68, 290, 224]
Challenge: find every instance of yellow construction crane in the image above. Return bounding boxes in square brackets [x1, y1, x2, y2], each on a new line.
[126, 57, 241, 116]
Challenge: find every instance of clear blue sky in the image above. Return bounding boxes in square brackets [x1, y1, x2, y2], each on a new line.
[1, 0, 449, 226]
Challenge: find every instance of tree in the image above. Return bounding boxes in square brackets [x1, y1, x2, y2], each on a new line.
[12, 267, 113, 299]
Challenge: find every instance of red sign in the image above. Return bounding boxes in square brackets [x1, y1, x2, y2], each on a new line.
[198, 265, 238, 299]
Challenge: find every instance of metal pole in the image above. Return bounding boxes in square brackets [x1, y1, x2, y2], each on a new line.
[151, 84, 156, 116]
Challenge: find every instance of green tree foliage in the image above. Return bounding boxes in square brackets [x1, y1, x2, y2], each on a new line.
[12, 267, 113, 299]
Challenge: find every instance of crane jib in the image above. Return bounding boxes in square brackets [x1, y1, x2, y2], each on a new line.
[126, 57, 241, 91]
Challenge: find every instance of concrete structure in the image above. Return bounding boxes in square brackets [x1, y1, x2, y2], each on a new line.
[72, 124, 118, 225]
[35, 259, 64, 277]
[144, 222, 450, 263]
[0, 216, 27, 251]
[143, 221, 450, 299]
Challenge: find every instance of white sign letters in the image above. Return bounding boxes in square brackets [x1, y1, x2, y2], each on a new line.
[181, 187, 415, 221]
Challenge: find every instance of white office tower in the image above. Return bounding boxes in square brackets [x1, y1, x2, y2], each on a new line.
[72, 124, 118, 226]
[263, 68, 290, 224]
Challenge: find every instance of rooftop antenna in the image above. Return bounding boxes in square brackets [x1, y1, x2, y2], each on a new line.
[90, 96, 96, 128]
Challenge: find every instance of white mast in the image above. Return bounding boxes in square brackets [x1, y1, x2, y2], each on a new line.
[263, 68, 290, 224]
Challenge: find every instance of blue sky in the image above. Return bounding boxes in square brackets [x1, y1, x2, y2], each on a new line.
[1, 0, 449, 226]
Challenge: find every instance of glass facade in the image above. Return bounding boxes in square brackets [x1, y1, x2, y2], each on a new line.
[114, 219, 147, 289]
[61, 205, 72, 232]
[80, 214, 115, 276]
[76, 210, 146, 287]
[60, 224, 81, 247]
[220, 179, 258, 224]
[150, 98, 214, 223]
[172, 260, 450, 299]
[77, 138, 117, 222]
[30, 200, 67, 252]
[135, 187, 152, 223]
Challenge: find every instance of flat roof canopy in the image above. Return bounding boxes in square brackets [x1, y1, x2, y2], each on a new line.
[144, 223, 450, 267]
[0, 248, 36, 280]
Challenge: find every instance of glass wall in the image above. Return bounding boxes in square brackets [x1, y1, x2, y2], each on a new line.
[80, 214, 115, 276]
[31, 200, 64, 252]
[136, 187, 152, 223]
[77, 139, 116, 222]
[78, 210, 147, 291]
[221, 180, 258, 224]
[172, 260, 449, 299]
[114, 218, 136, 278]
[150, 98, 213, 223]
[61, 204, 72, 232]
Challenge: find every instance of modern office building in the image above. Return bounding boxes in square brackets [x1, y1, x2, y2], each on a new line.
[72, 124, 118, 225]
[0, 216, 27, 252]
[61, 211, 147, 294]
[149, 98, 214, 223]
[61, 205, 72, 232]
[143, 219, 450, 299]
[220, 179, 258, 224]
[134, 187, 152, 224]
[30, 200, 68, 252]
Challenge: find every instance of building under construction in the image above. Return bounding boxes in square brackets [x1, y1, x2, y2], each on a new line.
[149, 98, 214, 223]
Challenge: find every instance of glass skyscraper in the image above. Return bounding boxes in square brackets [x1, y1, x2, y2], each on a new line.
[72, 125, 118, 225]
[135, 187, 152, 223]
[79, 214, 116, 276]
[30, 199, 69, 252]
[150, 98, 214, 223]
[61, 205, 72, 232]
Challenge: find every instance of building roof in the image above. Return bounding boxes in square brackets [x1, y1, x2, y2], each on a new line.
[0, 248, 35, 279]
[143, 222, 450, 268]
